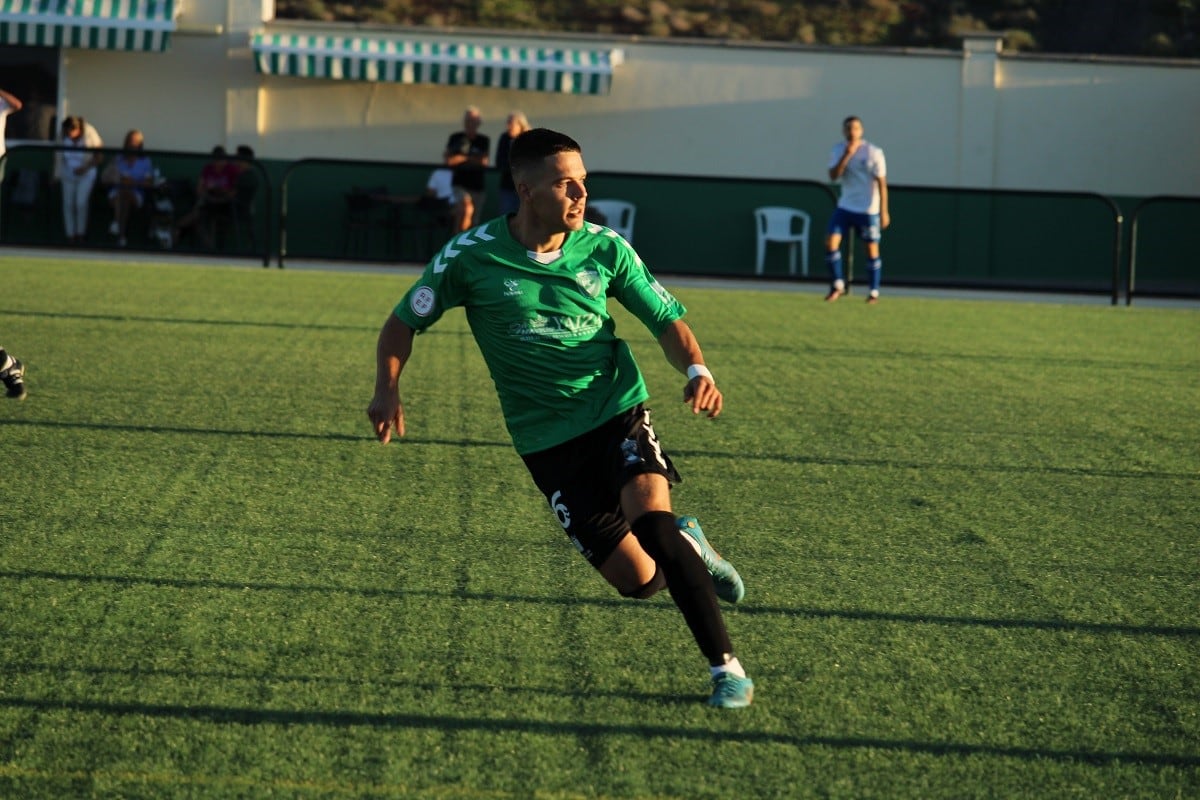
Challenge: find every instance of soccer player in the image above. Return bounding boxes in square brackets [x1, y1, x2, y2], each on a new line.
[367, 128, 754, 709]
[824, 115, 890, 304]
[0, 346, 26, 400]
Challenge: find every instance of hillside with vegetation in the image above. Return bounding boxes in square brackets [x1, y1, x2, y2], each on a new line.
[275, 0, 1200, 58]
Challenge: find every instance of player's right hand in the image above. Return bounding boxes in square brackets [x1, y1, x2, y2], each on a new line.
[367, 392, 406, 444]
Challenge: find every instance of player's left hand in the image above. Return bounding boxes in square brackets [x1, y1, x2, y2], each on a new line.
[683, 376, 723, 419]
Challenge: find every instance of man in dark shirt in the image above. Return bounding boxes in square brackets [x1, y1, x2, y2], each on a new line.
[443, 106, 490, 229]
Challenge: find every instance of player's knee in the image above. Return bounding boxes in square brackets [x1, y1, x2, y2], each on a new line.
[619, 565, 666, 599]
[630, 510, 689, 564]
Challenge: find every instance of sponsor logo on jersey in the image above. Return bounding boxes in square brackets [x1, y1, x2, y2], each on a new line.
[503, 279, 522, 297]
[410, 286, 435, 317]
[508, 312, 603, 341]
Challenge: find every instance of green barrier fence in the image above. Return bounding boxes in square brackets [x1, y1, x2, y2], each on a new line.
[6, 147, 1197, 303]
[1126, 196, 1200, 305]
[1, 144, 272, 267]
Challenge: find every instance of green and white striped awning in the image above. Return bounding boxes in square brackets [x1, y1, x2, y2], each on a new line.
[0, 0, 176, 52]
[251, 33, 623, 96]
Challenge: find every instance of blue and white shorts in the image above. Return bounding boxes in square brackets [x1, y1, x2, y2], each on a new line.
[828, 208, 882, 243]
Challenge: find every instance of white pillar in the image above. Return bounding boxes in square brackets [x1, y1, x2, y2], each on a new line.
[223, 0, 274, 153]
[957, 33, 1003, 189]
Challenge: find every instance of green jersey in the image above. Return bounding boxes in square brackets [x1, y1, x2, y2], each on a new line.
[394, 217, 686, 454]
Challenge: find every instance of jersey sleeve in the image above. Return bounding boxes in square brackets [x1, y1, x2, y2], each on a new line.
[606, 238, 686, 337]
[870, 146, 887, 178]
[392, 253, 468, 332]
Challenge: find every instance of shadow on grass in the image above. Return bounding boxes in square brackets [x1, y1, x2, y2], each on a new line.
[1, 420, 1194, 482]
[1, 569, 1196, 639]
[669, 448, 1199, 482]
[731, 341, 1200, 374]
[0, 308, 471, 336]
[0, 419, 509, 447]
[0, 695, 1195, 769]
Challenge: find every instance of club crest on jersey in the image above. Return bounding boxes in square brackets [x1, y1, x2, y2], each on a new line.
[504, 279, 522, 297]
[576, 269, 602, 298]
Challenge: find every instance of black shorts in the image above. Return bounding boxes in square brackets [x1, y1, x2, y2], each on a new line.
[521, 404, 682, 568]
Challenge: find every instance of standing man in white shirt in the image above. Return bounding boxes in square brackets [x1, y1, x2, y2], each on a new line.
[824, 116, 890, 304]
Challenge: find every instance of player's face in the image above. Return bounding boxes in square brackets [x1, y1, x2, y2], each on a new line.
[525, 151, 588, 233]
[844, 119, 864, 141]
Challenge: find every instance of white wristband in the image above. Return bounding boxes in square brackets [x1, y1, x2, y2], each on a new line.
[686, 364, 713, 381]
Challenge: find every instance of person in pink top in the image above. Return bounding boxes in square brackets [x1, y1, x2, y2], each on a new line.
[173, 146, 240, 248]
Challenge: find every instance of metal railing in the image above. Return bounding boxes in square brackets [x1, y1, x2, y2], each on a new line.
[1, 144, 272, 267]
[277, 157, 443, 269]
[10, 147, 1195, 305]
[1125, 195, 1200, 305]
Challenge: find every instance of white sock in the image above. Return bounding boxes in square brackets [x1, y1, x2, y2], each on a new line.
[710, 656, 746, 679]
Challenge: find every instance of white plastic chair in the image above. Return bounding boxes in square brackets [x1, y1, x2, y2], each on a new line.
[754, 206, 811, 276]
[588, 199, 636, 243]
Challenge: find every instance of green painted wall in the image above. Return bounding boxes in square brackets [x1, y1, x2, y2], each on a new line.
[3, 147, 1196, 297]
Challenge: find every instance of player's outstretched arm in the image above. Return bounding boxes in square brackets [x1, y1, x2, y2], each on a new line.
[657, 319, 723, 419]
[367, 314, 415, 443]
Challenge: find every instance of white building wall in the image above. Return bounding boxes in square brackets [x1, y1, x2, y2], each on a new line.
[63, 34, 232, 151]
[54, 2, 1200, 198]
[993, 55, 1200, 196]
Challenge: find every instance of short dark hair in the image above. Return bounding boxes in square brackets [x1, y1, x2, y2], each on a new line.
[508, 128, 581, 179]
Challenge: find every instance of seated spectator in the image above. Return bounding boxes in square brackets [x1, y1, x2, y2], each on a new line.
[230, 145, 261, 246]
[104, 129, 155, 247]
[173, 145, 240, 249]
[52, 116, 104, 245]
[418, 153, 472, 233]
[234, 144, 255, 174]
[418, 166, 454, 219]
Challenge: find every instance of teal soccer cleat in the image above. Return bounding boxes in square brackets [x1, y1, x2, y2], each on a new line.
[677, 516, 745, 604]
[708, 672, 754, 708]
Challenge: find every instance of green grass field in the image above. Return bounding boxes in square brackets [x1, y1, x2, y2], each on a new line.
[1, 255, 1197, 799]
